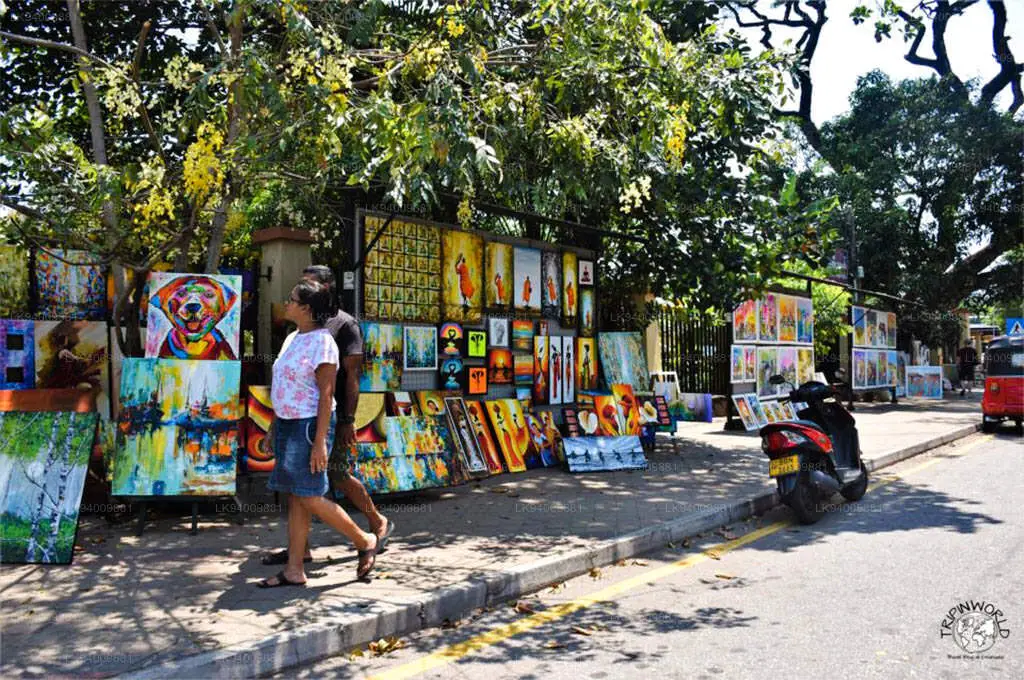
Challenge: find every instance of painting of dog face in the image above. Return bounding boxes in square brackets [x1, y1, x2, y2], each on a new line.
[145, 273, 241, 360]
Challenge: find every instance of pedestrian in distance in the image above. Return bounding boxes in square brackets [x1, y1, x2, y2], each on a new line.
[258, 280, 378, 587]
[261, 267, 394, 571]
[957, 340, 978, 397]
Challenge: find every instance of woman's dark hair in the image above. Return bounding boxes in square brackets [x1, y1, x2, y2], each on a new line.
[292, 280, 333, 327]
[302, 265, 337, 309]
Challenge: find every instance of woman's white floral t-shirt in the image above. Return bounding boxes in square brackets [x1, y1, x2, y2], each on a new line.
[272, 329, 339, 419]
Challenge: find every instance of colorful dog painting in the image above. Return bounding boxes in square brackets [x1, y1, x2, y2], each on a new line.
[145, 273, 241, 360]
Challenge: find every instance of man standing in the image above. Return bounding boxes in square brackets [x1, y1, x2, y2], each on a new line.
[263, 266, 393, 566]
[957, 340, 978, 397]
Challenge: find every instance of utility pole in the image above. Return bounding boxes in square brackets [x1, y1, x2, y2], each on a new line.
[846, 206, 858, 411]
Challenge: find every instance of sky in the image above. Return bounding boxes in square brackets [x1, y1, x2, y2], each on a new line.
[745, 0, 1024, 124]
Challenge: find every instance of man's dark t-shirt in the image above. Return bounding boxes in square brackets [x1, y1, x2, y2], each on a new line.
[324, 310, 363, 404]
[957, 346, 977, 368]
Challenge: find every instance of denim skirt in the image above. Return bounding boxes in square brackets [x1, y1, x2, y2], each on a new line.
[268, 414, 336, 497]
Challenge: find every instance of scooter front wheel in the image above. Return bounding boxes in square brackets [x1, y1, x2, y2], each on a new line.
[786, 473, 825, 524]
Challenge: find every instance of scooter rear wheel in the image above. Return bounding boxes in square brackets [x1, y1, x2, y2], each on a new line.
[840, 461, 869, 502]
[787, 473, 825, 524]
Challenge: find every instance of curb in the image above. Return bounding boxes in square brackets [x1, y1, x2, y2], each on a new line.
[118, 425, 979, 679]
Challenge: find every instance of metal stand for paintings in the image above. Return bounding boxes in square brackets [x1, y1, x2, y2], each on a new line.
[127, 495, 246, 537]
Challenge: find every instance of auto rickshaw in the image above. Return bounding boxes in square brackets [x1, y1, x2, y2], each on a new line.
[981, 335, 1024, 433]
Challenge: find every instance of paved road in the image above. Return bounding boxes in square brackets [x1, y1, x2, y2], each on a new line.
[282, 429, 1023, 680]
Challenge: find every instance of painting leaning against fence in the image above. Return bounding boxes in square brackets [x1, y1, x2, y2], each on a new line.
[0, 411, 99, 564]
[113, 358, 242, 496]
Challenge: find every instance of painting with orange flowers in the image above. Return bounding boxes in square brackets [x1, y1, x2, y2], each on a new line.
[485, 241, 513, 312]
[541, 250, 561, 320]
[488, 348, 513, 384]
[465, 400, 505, 473]
[351, 415, 457, 494]
[610, 384, 642, 435]
[484, 399, 539, 471]
[562, 251, 578, 326]
[575, 337, 598, 392]
[442, 230, 483, 323]
[533, 336, 549, 406]
[593, 394, 626, 436]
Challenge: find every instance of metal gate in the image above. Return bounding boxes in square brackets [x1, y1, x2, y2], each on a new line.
[658, 310, 731, 395]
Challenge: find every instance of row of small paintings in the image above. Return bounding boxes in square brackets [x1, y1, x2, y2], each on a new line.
[730, 393, 800, 432]
[732, 294, 814, 345]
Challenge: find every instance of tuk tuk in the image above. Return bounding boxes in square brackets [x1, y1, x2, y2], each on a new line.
[981, 335, 1024, 432]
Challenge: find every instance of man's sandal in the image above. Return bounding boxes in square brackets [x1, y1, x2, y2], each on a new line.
[261, 550, 312, 566]
[376, 520, 395, 554]
[257, 570, 306, 588]
[356, 536, 379, 581]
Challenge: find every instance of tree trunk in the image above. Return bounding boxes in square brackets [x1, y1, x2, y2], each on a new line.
[44, 413, 77, 562]
[25, 414, 62, 562]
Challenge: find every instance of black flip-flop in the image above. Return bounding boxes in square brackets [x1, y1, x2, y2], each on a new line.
[376, 520, 396, 554]
[356, 537, 379, 581]
[256, 570, 305, 588]
[261, 550, 313, 566]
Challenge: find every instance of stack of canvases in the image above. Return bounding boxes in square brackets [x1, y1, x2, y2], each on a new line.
[111, 273, 243, 498]
[730, 293, 815, 431]
[1, 246, 107, 564]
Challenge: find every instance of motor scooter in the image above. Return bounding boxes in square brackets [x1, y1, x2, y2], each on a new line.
[759, 375, 868, 524]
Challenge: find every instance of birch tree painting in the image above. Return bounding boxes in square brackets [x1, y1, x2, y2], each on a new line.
[0, 412, 98, 564]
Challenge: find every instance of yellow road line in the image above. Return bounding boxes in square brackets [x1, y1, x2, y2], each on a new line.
[367, 433, 991, 680]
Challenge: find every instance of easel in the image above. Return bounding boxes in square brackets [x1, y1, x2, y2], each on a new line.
[127, 495, 246, 536]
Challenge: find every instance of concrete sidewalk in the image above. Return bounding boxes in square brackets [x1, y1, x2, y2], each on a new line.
[0, 396, 986, 678]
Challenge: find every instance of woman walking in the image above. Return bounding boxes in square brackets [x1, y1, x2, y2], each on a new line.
[258, 280, 378, 587]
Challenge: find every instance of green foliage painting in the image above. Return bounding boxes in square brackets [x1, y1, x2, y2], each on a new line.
[0, 411, 98, 564]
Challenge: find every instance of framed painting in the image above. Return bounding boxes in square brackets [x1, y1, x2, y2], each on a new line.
[541, 250, 561, 320]
[778, 347, 798, 388]
[516, 387, 532, 412]
[548, 336, 564, 406]
[466, 329, 487, 358]
[0, 245, 30, 317]
[563, 435, 646, 473]
[561, 336, 576, 403]
[484, 241, 513, 312]
[730, 345, 750, 384]
[865, 310, 879, 348]
[525, 413, 557, 467]
[35, 321, 109, 419]
[465, 400, 505, 473]
[0, 321, 34, 390]
[359, 322, 403, 392]
[732, 300, 757, 342]
[536, 410, 564, 462]
[757, 294, 778, 342]
[466, 366, 488, 395]
[488, 317, 509, 347]
[440, 356, 465, 391]
[532, 335, 550, 406]
[244, 386, 275, 473]
[1, 411, 98, 564]
[511, 319, 533, 351]
[865, 350, 879, 387]
[731, 394, 758, 431]
[853, 349, 868, 389]
[598, 332, 650, 395]
[387, 391, 419, 416]
[36, 249, 106, 320]
[442, 229, 484, 322]
[669, 393, 714, 423]
[875, 351, 887, 388]
[852, 306, 867, 347]
[610, 383, 642, 435]
[537, 320, 549, 337]
[513, 354, 533, 386]
[756, 346, 779, 399]
[744, 394, 768, 428]
[403, 325, 438, 371]
[778, 295, 798, 343]
[887, 350, 898, 387]
[579, 288, 595, 337]
[113, 358, 241, 496]
[796, 298, 814, 344]
[575, 337, 598, 392]
[562, 251, 578, 326]
[444, 397, 490, 476]
[513, 247, 542, 315]
[887, 313, 898, 349]
[415, 390, 449, 416]
[578, 260, 594, 287]
[487, 348, 513, 384]
[144, 273, 241, 360]
[796, 348, 815, 386]
[439, 322, 464, 357]
[354, 393, 387, 443]
[362, 213, 442, 324]
[484, 399, 536, 471]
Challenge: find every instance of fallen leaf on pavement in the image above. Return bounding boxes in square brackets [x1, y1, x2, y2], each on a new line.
[588, 567, 603, 580]
[441, 619, 460, 629]
[514, 601, 536, 614]
[714, 573, 735, 580]
[615, 559, 627, 567]
[348, 649, 365, 660]
[548, 582, 566, 593]
[367, 637, 406, 656]
[705, 550, 721, 560]
[631, 560, 648, 566]
[717, 529, 738, 540]
[543, 640, 566, 649]
[571, 626, 595, 636]
[490, 486, 509, 494]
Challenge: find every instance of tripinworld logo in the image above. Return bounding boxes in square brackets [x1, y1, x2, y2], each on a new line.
[940, 600, 1011, 656]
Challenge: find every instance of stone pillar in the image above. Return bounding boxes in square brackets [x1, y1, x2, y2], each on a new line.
[253, 227, 314, 362]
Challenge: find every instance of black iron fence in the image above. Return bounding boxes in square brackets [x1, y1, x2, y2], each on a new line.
[658, 309, 731, 395]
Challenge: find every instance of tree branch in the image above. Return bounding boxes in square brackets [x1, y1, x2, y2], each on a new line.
[979, 0, 1024, 113]
[0, 30, 118, 71]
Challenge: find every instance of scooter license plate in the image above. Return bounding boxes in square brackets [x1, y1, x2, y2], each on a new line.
[769, 455, 800, 477]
